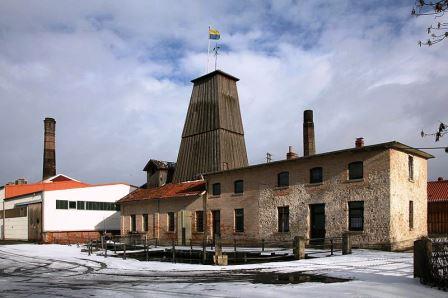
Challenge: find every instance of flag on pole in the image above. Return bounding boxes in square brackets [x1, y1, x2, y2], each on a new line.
[209, 28, 220, 40]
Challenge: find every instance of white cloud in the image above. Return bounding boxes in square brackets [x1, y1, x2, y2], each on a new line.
[0, 0, 447, 185]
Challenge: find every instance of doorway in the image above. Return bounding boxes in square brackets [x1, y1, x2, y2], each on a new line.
[212, 210, 220, 241]
[28, 203, 42, 242]
[310, 204, 325, 241]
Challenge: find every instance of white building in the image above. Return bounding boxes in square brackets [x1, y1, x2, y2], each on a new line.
[0, 174, 135, 243]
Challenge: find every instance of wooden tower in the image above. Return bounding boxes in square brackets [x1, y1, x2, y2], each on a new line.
[173, 70, 249, 182]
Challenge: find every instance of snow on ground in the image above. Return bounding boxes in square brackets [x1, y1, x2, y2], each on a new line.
[0, 243, 444, 297]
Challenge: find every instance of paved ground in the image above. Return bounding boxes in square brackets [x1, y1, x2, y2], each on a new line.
[0, 244, 445, 297]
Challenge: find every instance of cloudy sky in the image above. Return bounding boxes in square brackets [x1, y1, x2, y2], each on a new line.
[0, 0, 446, 186]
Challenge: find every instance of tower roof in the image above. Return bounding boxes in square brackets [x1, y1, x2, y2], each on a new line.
[191, 70, 239, 84]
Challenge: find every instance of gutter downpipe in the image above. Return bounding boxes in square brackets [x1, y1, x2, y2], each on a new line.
[2, 199, 5, 240]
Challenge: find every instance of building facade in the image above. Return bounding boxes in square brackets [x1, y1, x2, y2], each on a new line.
[0, 174, 134, 243]
[118, 70, 433, 251]
[427, 177, 448, 235]
[205, 142, 430, 251]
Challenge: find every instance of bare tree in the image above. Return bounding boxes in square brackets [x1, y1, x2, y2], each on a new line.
[411, 0, 448, 46]
[421, 122, 448, 141]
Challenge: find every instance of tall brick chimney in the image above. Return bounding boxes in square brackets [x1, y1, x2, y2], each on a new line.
[43, 117, 56, 180]
[303, 110, 315, 156]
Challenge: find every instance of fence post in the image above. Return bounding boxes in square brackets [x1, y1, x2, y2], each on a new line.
[145, 235, 149, 262]
[233, 239, 237, 252]
[123, 243, 126, 260]
[202, 238, 207, 264]
[330, 238, 334, 256]
[262, 239, 265, 252]
[104, 236, 107, 258]
[88, 240, 91, 256]
[213, 234, 227, 265]
[342, 233, 352, 255]
[172, 239, 176, 263]
[293, 236, 306, 260]
[414, 237, 432, 282]
[114, 240, 116, 254]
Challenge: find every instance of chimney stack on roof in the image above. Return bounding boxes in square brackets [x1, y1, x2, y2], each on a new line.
[43, 117, 56, 180]
[303, 110, 316, 157]
[355, 137, 365, 149]
[286, 146, 298, 160]
[14, 178, 27, 185]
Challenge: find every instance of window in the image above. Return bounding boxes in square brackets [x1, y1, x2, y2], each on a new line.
[348, 201, 364, 231]
[195, 211, 204, 232]
[212, 183, 221, 196]
[234, 209, 244, 232]
[277, 172, 289, 187]
[409, 201, 414, 230]
[310, 167, 323, 184]
[143, 214, 149, 232]
[278, 206, 290, 232]
[234, 180, 244, 194]
[408, 156, 414, 180]
[168, 212, 175, 232]
[56, 200, 68, 209]
[348, 161, 363, 180]
[69, 201, 76, 209]
[77, 201, 85, 210]
[130, 214, 136, 232]
[85, 201, 117, 211]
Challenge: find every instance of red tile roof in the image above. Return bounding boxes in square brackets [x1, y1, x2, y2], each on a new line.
[117, 180, 205, 204]
[428, 179, 448, 202]
[5, 180, 90, 199]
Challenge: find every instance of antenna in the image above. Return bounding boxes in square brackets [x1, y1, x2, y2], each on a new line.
[266, 152, 272, 163]
[212, 44, 220, 70]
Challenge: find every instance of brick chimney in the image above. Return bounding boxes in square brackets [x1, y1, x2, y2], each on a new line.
[286, 146, 298, 160]
[14, 178, 28, 185]
[303, 110, 315, 156]
[355, 137, 364, 149]
[43, 117, 56, 180]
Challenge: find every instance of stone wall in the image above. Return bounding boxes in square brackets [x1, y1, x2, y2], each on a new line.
[206, 149, 393, 247]
[389, 150, 428, 250]
[120, 196, 204, 245]
[42, 231, 103, 244]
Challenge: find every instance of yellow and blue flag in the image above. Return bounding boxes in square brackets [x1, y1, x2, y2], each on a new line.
[209, 28, 220, 40]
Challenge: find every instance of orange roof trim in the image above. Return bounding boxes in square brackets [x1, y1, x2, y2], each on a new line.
[118, 180, 205, 204]
[5, 180, 90, 199]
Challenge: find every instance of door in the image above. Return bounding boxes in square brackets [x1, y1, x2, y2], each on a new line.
[28, 203, 42, 242]
[310, 204, 325, 241]
[212, 210, 220, 241]
[177, 210, 191, 245]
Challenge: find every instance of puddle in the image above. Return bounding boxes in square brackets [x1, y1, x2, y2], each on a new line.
[250, 272, 349, 284]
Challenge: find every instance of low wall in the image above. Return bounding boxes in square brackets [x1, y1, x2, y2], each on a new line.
[42, 231, 119, 244]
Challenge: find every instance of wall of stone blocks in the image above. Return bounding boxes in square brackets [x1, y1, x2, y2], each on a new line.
[206, 148, 396, 248]
[389, 150, 428, 250]
[120, 196, 205, 245]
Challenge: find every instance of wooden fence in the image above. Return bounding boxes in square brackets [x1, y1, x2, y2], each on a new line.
[428, 201, 448, 235]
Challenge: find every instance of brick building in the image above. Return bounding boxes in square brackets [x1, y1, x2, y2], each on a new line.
[118, 70, 433, 250]
[427, 177, 448, 235]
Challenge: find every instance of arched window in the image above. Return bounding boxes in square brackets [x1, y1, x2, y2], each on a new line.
[348, 161, 363, 180]
[310, 167, 323, 184]
[277, 172, 289, 187]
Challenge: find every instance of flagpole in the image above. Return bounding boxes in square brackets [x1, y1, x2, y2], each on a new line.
[206, 26, 211, 73]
